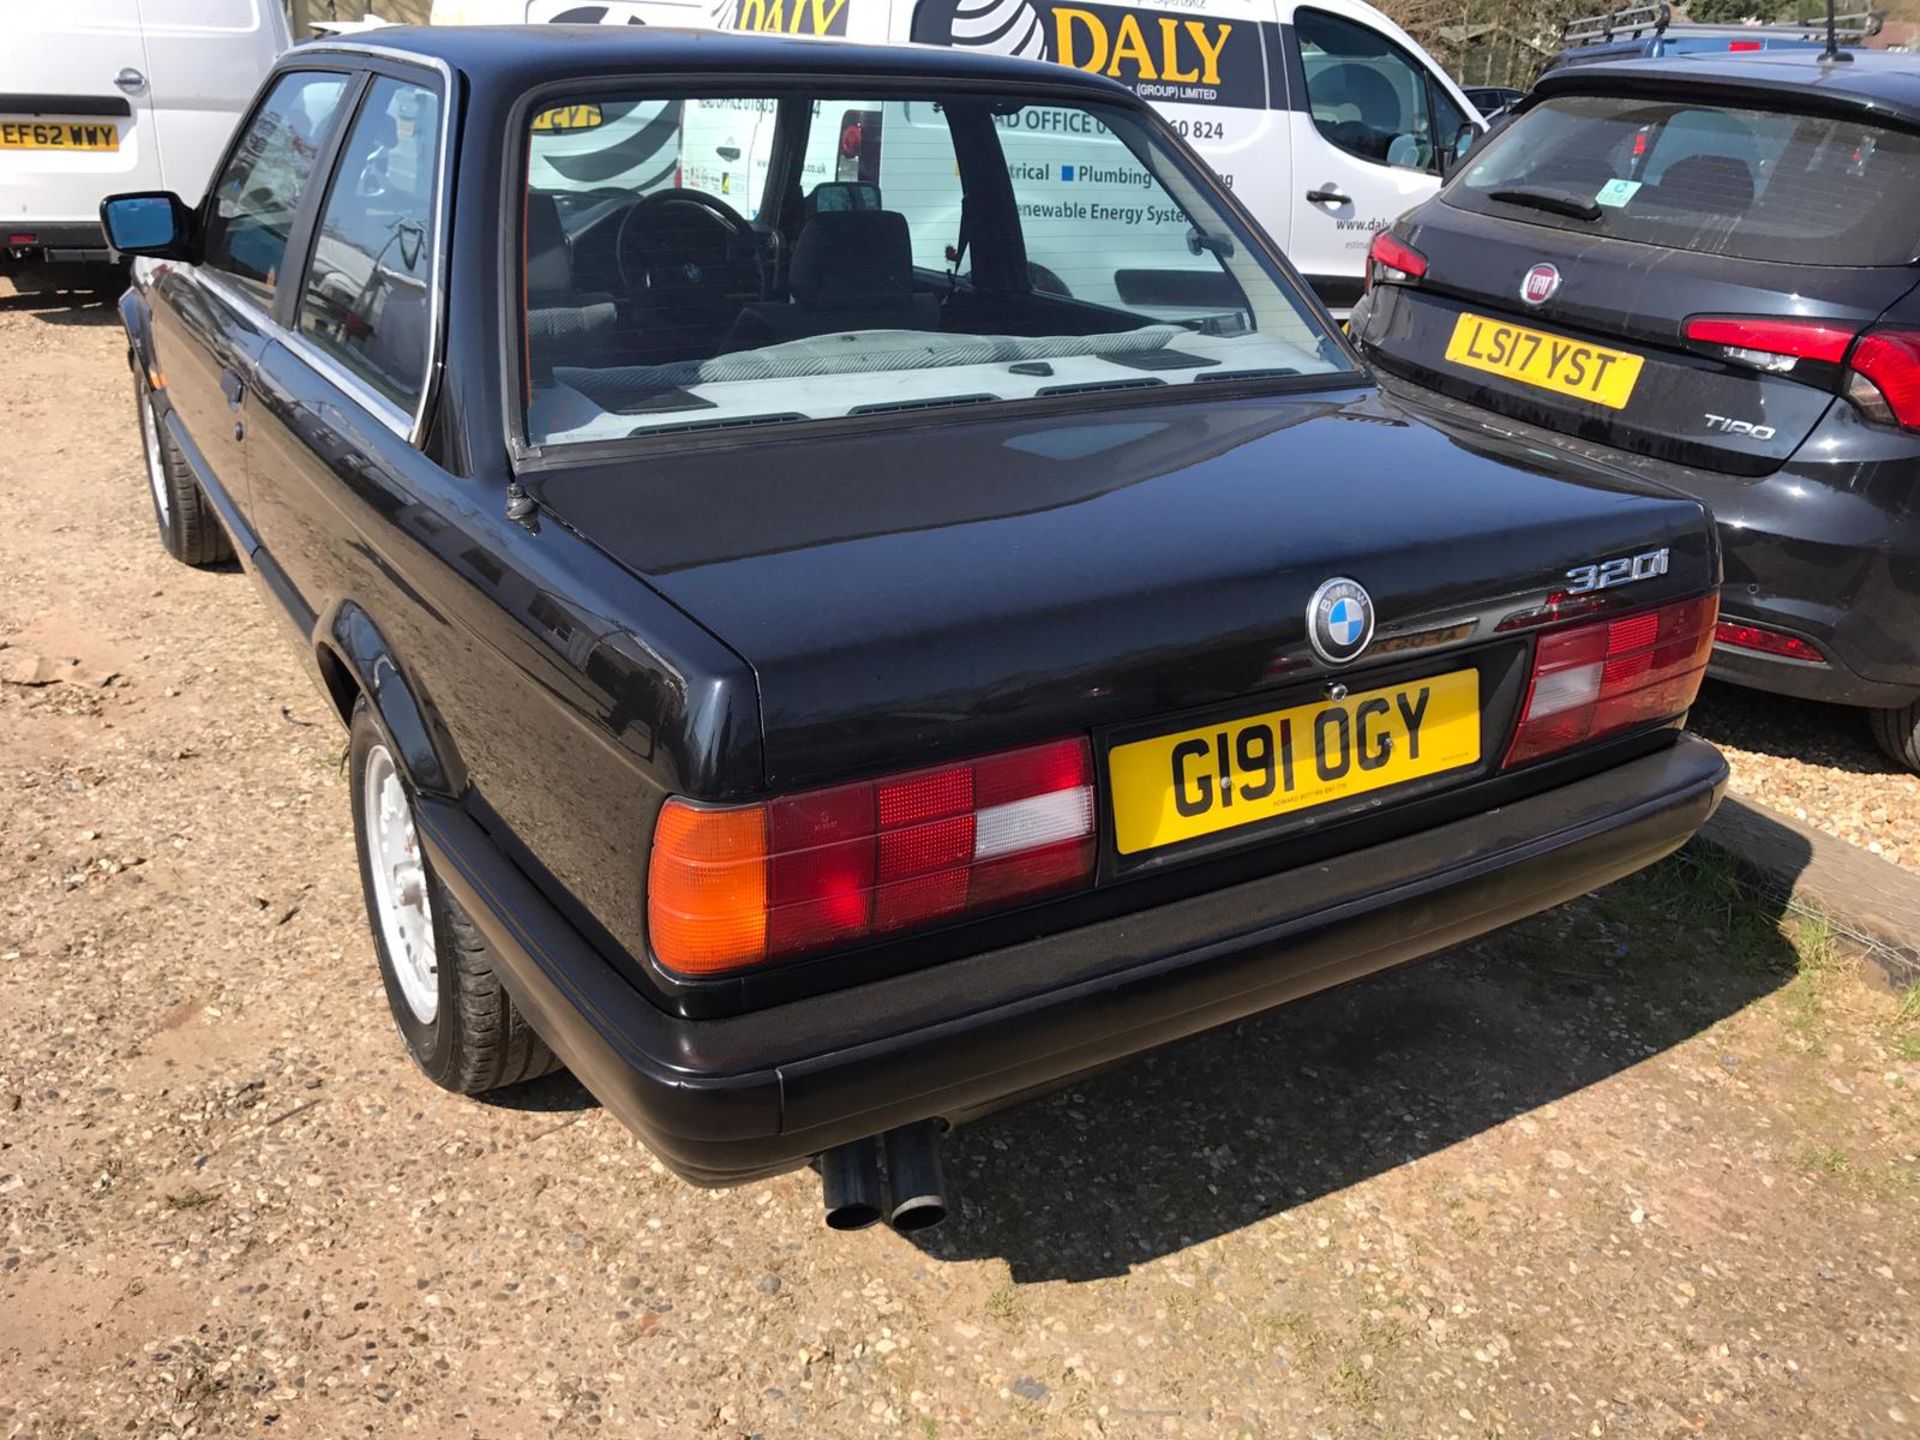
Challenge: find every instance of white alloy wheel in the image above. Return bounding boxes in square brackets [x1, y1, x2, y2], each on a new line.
[363, 743, 439, 1024]
[139, 385, 171, 527]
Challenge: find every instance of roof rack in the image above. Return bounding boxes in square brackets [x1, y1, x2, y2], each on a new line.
[1561, 3, 1882, 46]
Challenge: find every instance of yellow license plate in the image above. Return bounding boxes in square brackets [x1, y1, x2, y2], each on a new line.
[0, 119, 120, 152]
[1444, 311, 1643, 410]
[1108, 669, 1481, 855]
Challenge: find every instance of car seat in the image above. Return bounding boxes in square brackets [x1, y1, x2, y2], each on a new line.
[525, 191, 619, 358]
[723, 209, 938, 350]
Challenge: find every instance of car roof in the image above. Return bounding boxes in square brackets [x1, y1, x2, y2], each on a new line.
[304, 22, 1137, 100]
[1533, 48, 1920, 129]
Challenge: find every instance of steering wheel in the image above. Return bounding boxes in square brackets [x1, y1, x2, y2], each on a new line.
[613, 188, 765, 317]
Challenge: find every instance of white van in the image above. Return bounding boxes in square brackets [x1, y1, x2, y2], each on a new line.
[1, 0, 288, 275]
[434, 0, 1482, 308]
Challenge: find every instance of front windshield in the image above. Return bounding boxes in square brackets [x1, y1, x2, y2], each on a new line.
[519, 89, 1346, 445]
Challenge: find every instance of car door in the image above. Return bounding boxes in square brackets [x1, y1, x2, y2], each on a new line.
[247, 65, 449, 625]
[147, 66, 356, 537]
[1285, 4, 1470, 309]
[0, 0, 160, 232]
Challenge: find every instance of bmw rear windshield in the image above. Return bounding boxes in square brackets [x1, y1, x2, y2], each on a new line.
[1444, 93, 1920, 266]
[516, 86, 1346, 448]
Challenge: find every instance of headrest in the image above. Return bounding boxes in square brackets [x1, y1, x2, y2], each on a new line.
[789, 209, 915, 309]
[526, 191, 572, 300]
[1657, 154, 1754, 214]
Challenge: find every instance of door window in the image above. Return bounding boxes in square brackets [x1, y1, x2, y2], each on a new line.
[201, 71, 351, 304]
[1296, 9, 1439, 171]
[296, 76, 444, 414]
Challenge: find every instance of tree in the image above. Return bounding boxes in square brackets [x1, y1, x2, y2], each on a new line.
[1683, 0, 1796, 21]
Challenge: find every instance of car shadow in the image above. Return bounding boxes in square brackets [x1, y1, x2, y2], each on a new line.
[903, 838, 1806, 1282]
[0, 280, 124, 327]
[473, 1067, 600, 1114]
[1688, 679, 1898, 776]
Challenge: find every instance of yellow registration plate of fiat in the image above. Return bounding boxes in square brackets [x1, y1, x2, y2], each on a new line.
[0, 118, 120, 152]
[1108, 669, 1481, 855]
[1444, 311, 1643, 410]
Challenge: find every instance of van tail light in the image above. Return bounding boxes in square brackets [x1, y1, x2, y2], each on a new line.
[1503, 593, 1718, 768]
[648, 739, 1095, 975]
[1845, 330, 1920, 430]
[1366, 231, 1427, 293]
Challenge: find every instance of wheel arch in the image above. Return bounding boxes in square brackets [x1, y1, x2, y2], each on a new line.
[315, 601, 467, 801]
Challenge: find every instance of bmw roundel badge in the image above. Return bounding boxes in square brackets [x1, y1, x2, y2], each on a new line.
[1307, 577, 1375, 666]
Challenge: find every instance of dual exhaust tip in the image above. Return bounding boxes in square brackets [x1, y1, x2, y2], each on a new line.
[820, 1120, 947, 1233]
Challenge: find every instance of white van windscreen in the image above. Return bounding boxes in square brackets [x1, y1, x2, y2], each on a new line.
[520, 90, 1344, 445]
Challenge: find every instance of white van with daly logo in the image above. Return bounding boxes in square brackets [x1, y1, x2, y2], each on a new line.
[1, 0, 288, 277]
[432, 0, 1483, 309]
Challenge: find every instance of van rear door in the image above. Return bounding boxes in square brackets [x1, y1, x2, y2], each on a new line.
[131, 0, 287, 206]
[0, 0, 161, 244]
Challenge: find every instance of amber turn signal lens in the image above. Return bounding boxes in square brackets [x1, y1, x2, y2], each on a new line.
[646, 800, 769, 975]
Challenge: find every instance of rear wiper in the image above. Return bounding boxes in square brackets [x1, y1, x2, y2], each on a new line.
[1487, 185, 1603, 222]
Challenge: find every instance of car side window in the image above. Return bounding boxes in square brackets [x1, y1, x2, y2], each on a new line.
[201, 71, 352, 304]
[1296, 9, 1438, 172]
[296, 76, 444, 415]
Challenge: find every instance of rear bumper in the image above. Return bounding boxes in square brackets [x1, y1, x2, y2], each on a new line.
[3, 221, 114, 266]
[1373, 374, 1920, 711]
[418, 735, 1727, 1186]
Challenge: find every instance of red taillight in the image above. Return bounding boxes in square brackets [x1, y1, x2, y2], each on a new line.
[1715, 619, 1826, 663]
[1683, 314, 1855, 368]
[8, 232, 36, 246]
[1366, 230, 1427, 293]
[648, 739, 1095, 975]
[1728, 38, 1761, 49]
[839, 122, 863, 159]
[1503, 594, 1718, 768]
[1685, 315, 1920, 432]
[1846, 329, 1920, 430]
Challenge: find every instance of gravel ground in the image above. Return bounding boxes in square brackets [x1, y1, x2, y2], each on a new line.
[2, 283, 1918, 1440]
[1690, 684, 1920, 873]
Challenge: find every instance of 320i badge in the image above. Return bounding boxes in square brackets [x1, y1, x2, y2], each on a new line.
[104, 24, 1727, 1234]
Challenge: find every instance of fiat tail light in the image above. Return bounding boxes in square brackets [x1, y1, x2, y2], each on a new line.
[1504, 594, 1718, 768]
[1366, 231, 1427, 292]
[648, 739, 1095, 975]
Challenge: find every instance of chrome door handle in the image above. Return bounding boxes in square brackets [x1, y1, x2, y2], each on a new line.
[1306, 186, 1352, 205]
[114, 67, 146, 93]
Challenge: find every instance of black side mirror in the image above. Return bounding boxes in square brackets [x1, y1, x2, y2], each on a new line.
[99, 191, 196, 260]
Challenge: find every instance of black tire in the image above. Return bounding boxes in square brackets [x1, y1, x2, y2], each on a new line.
[348, 699, 560, 1094]
[135, 375, 233, 567]
[1869, 701, 1920, 774]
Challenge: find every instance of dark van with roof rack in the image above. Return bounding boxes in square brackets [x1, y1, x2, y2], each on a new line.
[1543, 2, 1881, 73]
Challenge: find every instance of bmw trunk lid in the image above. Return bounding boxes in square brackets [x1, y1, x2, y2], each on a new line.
[531, 390, 1716, 790]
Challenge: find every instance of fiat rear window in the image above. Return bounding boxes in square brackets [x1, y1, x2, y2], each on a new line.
[1445, 94, 1920, 266]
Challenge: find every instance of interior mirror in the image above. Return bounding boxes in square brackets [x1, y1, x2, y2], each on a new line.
[99, 191, 195, 259]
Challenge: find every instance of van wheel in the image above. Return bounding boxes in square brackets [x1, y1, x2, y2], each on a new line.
[135, 375, 233, 567]
[1869, 701, 1920, 774]
[349, 700, 560, 1093]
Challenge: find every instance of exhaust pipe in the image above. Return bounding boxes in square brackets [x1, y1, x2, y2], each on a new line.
[882, 1120, 948, 1233]
[820, 1137, 884, 1230]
